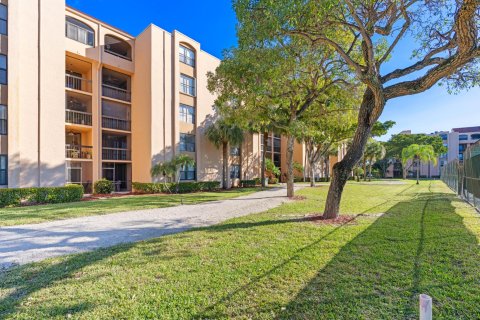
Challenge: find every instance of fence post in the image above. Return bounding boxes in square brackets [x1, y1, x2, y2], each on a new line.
[419, 294, 432, 320]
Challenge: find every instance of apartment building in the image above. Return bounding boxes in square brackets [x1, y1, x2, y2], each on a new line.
[1, 1, 311, 191]
[385, 126, 480, 178]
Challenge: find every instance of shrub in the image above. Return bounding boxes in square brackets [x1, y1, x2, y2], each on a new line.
[0, 185, 84, 208]
[28, 185, 84, 204]
[240, 180, 256, 187]
[269, 177, 279, 184]
[132, 181, 220, 194]
[253, 177, 261, 185]
[94, 179, 114, 194]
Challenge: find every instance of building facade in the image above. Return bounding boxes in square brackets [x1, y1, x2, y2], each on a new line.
[1, 1, 313, 191]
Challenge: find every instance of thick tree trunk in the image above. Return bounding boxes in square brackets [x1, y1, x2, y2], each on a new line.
[261, 132, 268, 187]
[324, 89, 383, 219]
[222, 142, 229, 189]
[286, 134, 295, 197]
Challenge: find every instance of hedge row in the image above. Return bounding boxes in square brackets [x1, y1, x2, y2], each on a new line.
[240, 180, 256, 187]
[132, 181, 221, 194]
[0, 184, 84, 208]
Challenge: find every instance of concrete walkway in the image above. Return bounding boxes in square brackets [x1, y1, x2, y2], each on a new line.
[0, 186, 300, 269]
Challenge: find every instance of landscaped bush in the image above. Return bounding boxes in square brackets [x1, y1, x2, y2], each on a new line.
[28, 185, 84, 204]
[0, 184, 84, 208]
[132, 181, 220, 194]
[94, 179, 114, 194]
[268, 177, 279, 184]
[240, 180, 256, 187]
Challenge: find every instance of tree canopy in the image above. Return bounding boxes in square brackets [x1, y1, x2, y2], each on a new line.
[385, 134, 447, 159]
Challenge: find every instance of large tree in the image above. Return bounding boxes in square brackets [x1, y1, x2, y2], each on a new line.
[209, 39, 353, 197]
[385, 133, 447, 159]
[234, 0, 479, 218]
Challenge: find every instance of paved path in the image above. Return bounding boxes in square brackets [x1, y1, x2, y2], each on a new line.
[0, 186, 300, 269]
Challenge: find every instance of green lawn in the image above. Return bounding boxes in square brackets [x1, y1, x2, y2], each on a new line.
[2, 181, 480, 319]
[0, 188, 257, 227]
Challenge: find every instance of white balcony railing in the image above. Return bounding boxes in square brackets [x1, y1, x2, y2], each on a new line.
[65, 74, 92, 93]
[66, 109, 92, 126]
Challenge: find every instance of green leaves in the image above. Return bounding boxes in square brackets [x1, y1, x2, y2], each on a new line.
[401, 144, 438, 166]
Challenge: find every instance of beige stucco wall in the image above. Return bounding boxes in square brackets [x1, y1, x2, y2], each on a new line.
[131, 26, 153, 183]
[8, 0, 65, 187]
[195, 49, 223, 182]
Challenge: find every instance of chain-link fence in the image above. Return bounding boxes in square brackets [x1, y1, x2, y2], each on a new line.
[441, 141, 480, 212]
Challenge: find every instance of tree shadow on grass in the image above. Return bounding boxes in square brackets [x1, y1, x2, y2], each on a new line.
[277, 191, 480, 319]
[0, 243, 136, 318]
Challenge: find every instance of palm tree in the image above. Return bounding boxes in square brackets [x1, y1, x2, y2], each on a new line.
[151, 155, 195, 193]
[401, 144, 437, 184]
[205, 119, 244, 189]
[363, 139, 386, 181]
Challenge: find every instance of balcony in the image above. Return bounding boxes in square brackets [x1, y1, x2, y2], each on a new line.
[66, 109, 92, 126]
[102, 147, 131, 161]
[66, 73, 92, 93]
[102, 84, 131, 102]
[102, 116, 131, 131]
[66, 145, 93, 160]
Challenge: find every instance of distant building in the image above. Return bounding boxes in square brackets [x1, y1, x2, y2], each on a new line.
[386, 126, 480, 178]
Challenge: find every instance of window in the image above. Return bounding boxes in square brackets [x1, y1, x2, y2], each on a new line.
[179, 45, 195, 67]
[66, 162, 82, 184]
[180, 133, 195, 152]
[0, 105, 6, 135]
[459, 134, 468, 141]
[459, 144, 466, 152]
[0, 54, 6, 85]
[179, 104, 195, 124]
[0, 154, 6, 185]
[105, 35, 132, 60]
[180, 164, 196, 181]
[180, 74, 196, 96]
[66, 16, 95, 46]
[230, 145, 240, 156]
[0, 4, 7, 35]
[230, 165, 240, 179]
[459, 153, 464, 161]
[439, 134, 447, 140]
[471, 134, 480, 140]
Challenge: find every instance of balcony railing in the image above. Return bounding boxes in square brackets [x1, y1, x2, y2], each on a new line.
[102, 147, 131, 161]
[102, 84, 131, 102]
[102, 116, 131, 131]
[66, 109, 92, 126]
[66, 145, 93, 160]
[66, 74, 92, 92]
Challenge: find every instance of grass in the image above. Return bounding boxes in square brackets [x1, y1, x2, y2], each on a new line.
[1, 181, 480, 319]
[0, 188, 258, 227]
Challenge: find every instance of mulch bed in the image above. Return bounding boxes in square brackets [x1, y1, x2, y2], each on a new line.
[303, 214, 358, 225]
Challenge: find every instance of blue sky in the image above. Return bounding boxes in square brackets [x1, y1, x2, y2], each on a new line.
[67, 0, 480, 141]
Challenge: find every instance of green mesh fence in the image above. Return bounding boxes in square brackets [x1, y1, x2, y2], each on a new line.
[442, 141, 480, 212]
